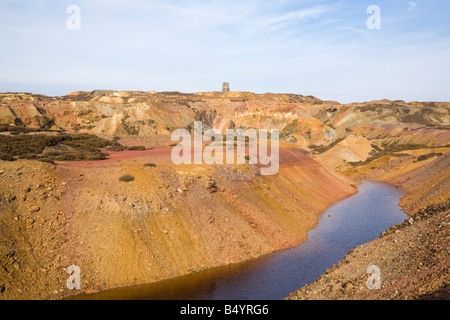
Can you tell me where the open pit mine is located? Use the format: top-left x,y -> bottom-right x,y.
0,90 -> 448,300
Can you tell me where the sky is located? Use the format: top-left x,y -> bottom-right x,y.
0,0 -> 449,103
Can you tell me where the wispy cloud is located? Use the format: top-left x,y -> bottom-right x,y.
0,0 -> 449,103
338,26 -> 367,35
264,5 -> 331,26
407,2 -> 417,12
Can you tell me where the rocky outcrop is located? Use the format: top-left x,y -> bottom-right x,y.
328,100 -> 450,147
1,92 -> 448,150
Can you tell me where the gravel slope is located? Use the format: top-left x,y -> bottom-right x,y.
286,201 -> 449,300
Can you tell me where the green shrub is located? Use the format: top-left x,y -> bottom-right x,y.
48,151 -> 109,161
106,143 -> 126,151
38,158 -> 56,165
380,143 -> 429,152
0,124 -> 41,133
119,174 -> 135,182
0,135 -> 60,155
417,153 -> 443,162
348,143 -> 434,167
144,163 -> 156,167
310,138 -> 345,154
19,154 -> 38,159
127,146 -> 146,151
0,133 -> 122,163
61,133 -> 111,151
0,153 -> 14,161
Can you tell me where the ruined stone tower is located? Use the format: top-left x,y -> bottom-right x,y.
222,82 -> 230,93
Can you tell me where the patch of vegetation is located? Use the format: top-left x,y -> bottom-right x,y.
0,135 -> 62,155
121,117 -> 140,135
119,174 -> 135,182
0,124 -> 41,133
0,132 -> 123,162
38,158 -> 56,165
348,142 -> 439,167
127,146 -> 146,151
280,124 -> 295,139
349,152 -> 395,167
38,151 -> 109,161
143,163 -> 156,167
401,113 -> 430,125
286,136 -> 298,143
60,133 -> 111,151
0,152 -> 14,161
104,135 -> 127,151
310,137 -> 345,154
416,153 -> 443,162
105,143 -> 126,151
380,143 -> 430,153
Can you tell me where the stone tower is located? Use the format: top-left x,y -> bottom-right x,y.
222,82 -> 230,93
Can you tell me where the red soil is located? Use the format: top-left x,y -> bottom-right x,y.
59,146 -> 311,169
59,148 -> 173,168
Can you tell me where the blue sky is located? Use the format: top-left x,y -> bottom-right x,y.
0,0 -> 449,103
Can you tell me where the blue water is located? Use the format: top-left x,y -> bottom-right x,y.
79,180 -> 407,300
